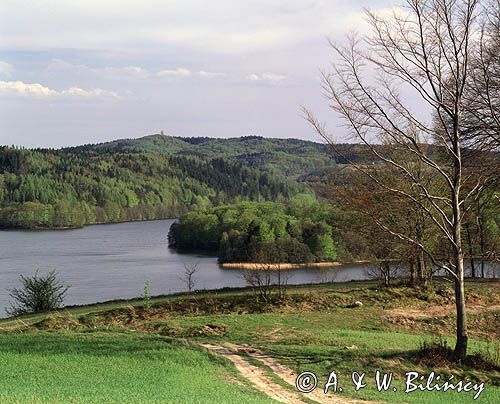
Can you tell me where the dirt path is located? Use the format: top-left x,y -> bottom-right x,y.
201,343 -> 307,404
201,343 -> 375,404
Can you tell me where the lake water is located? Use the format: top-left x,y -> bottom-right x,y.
2,219 -> 496,317
0,219 -> 372,316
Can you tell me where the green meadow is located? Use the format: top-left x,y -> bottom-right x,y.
0,280 -> 498,403
0,332 -> 275,404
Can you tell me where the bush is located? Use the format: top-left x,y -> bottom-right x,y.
7,270 -> 69,316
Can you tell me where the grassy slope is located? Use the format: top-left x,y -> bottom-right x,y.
0,332 -> 275,404
0,280 -> 498,404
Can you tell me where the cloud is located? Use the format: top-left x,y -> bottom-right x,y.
198,70 -> 225,79
60,87 -> 118,98
0,81 -> 57,97
0,61 -> 13,77
156,68 -> 191,78
246,72 -> 286,83
246,73 -> 261,81
98,66 -> 149,79
0,0 -> 382,54
47,59 -> 229,81
48,59 -> 149,79
0,80 -> 118,99
261,73 -> 286,81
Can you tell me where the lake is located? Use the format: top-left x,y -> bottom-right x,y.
0,219 -> 373,316
2,219 -> 496,317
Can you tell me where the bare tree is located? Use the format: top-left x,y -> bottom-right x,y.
304,0 -> 498,360
366,261 -> 402,287
181,263 -> 199,293
315,266 -> 339,284
243,264 -> 274,302
324,161 -> 438,286
463,0 -> 500,151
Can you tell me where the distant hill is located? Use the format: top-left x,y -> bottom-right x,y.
0,142 -> 303,229
0,134 -> 384,229
71,134 -> 374,180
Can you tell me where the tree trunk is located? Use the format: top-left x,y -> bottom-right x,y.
409,259 -> 415,286
417,252 -> 426,286
477,209 -> 486,278
423,258 -> 429,283
465,222 -> 476,278
452,120 -> 467,362
454,258 -> 468,361
277,269 -> 282,299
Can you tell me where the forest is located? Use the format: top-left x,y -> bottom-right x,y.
0,146 -> 302,229
168,196 -> 339,263
0,135 -> 379,230
73,134 -> 379,179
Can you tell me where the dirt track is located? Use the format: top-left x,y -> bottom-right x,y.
201,343 -> 377,404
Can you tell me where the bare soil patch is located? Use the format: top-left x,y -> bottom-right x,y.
202,342 -> 378,404
201,343 -> 307,404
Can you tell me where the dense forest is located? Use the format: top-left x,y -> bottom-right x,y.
0,134 -> 375,229
73,134 -> 378,179
168,196 -> 339,263
0,146 -> 302,229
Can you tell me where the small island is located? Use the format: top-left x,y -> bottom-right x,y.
168,196 -> 339,266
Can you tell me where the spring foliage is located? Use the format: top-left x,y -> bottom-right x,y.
0,146 -> 301,228
169,196 -> 338,263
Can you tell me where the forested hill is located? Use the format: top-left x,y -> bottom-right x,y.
0,146 -> 302,229
0,134 -> 380,229
70,134 -> 375,180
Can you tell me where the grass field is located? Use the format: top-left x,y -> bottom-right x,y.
0,332 -> 275,404
0,279 -> 498,403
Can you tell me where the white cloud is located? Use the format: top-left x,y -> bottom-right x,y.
156,68 -> 191,78
47,59 -> 149,79
47,59 -> 229,81
0,61 -> 13,77
198,70 -> 225,79
261,72 -> 286,82
0,80 -> 118,99
0,0 -> 381,54
246,72 -> 286,83
100,66 -> 148,79
60,86 -> 118,98
47,59 -> 88,73
0,81 -> 57,97
246,73 -> 261,81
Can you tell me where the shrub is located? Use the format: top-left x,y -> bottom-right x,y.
7,270 -> 69,316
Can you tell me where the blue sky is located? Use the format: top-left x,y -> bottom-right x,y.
0,0 -> 393,147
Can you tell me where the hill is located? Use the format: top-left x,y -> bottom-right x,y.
0,134 -> 379,229
0,145 -> 302,229
73,134 -> 375,180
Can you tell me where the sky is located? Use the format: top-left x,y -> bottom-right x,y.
0,0 -> 394,148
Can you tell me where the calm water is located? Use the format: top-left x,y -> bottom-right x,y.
0,219 -> 372,316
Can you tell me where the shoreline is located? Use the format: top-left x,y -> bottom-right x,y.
220,260 -> 372,270
0,217 -> 178,232
1,277 -> 497,322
